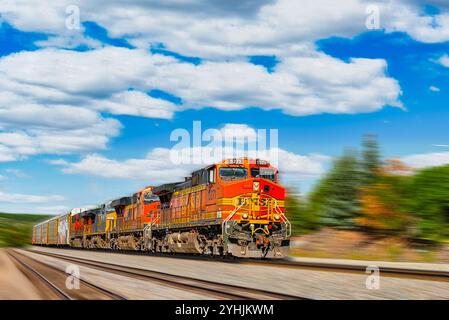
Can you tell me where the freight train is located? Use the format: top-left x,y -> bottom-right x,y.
33,158 -> 291,258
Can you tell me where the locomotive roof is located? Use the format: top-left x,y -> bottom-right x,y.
80,205 -> 101,217
110,195 -> 137,207
153,182 -> 181,194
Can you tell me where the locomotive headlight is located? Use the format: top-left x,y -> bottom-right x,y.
253,181 -> 260,191
242,213 -> 248,219
273,214 -> 280,221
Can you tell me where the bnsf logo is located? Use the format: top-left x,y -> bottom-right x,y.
237,197 -> 272,207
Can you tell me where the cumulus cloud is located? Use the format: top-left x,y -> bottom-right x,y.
220,124 -> 258,142
35,205 -> 70,214
401,151 -> 449,169
4,168 -> 28,178
384,2 -> 449,43
2,0 -> 449,55
0,190 -> 64,203
4,0 -> 440,163
50,124 -> 329,184
51,149 -> 196,183
277,149 -> 329,176
0,41 -> 401,161
0,46 -> 402,118
430,85 -> 440,92
432,144 -> 449,147
438,55 -> 449,67
52,147 -> 329,184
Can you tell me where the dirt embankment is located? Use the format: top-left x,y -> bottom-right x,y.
0,249 -> 42,299
290,228 -> 449,263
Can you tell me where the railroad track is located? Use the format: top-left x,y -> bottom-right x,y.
31,246 -> 449,283
239,258 -> 449,283
24,248 -> 306,300
7,249 -> 127,300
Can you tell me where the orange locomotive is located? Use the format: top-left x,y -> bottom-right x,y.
150,158 -> 291,258
33,158 -> 290,259
68,186 -> 160,250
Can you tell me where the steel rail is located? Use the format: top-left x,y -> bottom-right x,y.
239,258 -> 449,283
12,249 -> 127,300
25,248 -> 308,300
7,249 -> 73,300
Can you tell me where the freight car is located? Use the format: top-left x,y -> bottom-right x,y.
33,213 -> 71,247
32,223 -> 42,245
33,158 -> 291,258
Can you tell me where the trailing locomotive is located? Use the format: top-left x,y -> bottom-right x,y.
33,158 -> 291,258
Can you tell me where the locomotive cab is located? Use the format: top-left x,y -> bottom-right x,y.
214,158 -> 290,258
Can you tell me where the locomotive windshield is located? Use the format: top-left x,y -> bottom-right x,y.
219,167 -> 248,180
144,192 -> 160,204
250,168 -> 276,181
104,202 -> 115,214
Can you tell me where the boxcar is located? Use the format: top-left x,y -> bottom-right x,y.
32,224 -> 42,245
57,214 -> 70,246
47,217 -> 58,245
40,221 -> 48,245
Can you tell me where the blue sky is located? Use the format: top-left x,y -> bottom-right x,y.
0,1 -> 448,214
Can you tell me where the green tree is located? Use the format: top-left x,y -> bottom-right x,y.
308,149 -> 363,229
285,192 -> 318,235
357,170 -> 413,235
409,165 -> 449,242
361,134 -> 381,184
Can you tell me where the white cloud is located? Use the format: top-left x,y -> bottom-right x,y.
430,85 -> 440,92
432,144 -> 449,147
384,3 -> 449,44
6,1 -> 443,163
220,124 -> 258,142
52,149 -> 195,183
52,147 -> 329,184
277,149 -> 329,176
402,151 -> 449,169
51,123 -> 329,184
4,168 -> 28,178
0,119 -> 121,162
0,46 -> 402,118
97,90 -> 179,119
438,54 -> 449,67
35,205 -> 70,214
2,0 -> 449,55
0,80 -> 122,161
0,190 -> 64,204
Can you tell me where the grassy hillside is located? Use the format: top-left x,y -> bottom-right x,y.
0,213 -> 53,247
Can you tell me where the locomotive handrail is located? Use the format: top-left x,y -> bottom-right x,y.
222,200 -> 246,236
274,202 -> 291,238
